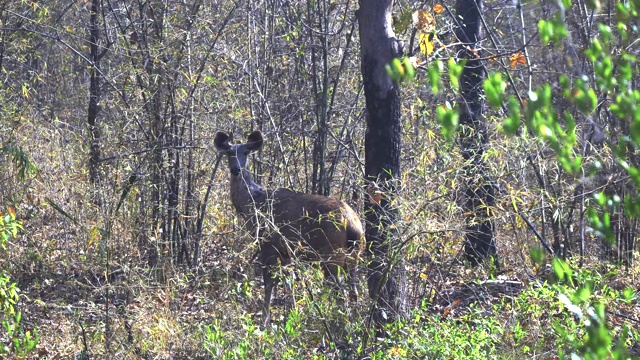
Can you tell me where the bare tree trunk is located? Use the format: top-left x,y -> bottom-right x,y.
87,0 -> 102,185
310,0 -> 331,196
357,0 -> 407,327
455,0 -> 497,266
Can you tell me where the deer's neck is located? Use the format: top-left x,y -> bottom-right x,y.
229,168 -> 267,218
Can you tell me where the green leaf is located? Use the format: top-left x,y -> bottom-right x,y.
552,258 -> 566,282
503,96 -> 521,135
572,287 -> 592,304
402,56 -> 415,81
539,15 -> 568,45
529,247 -> 545,265
427,60 -> 443,94
385,63 -> 398,83
598,24 -> 612,42
437,105 -> 459,141
448,58 -> 465,91
552,258 -> 574,286
484,73 -> 506,109
622,288 -> 636,302
385,57 -> 413,84
585,38 -> 602,62
538,19 -> 552,44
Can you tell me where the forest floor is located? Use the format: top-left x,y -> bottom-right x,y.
10,223 -> 640,359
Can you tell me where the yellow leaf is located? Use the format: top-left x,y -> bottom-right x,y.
88,226 -> 102,249
419,33 -> 436,56
389,347 -> 407,357
22,84 -> 30,99
433,4 -> 445,14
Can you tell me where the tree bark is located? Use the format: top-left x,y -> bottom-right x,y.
455,0 -> 497,265
87,0 -> 102,184
357,0 -> 407,326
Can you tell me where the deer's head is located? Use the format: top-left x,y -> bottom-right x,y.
214,131 -> 264,176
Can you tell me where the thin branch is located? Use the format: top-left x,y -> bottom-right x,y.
1,15 -> 129,105
98,145 -> 202,163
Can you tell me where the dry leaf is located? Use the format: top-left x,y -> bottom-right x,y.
412,10 -> 435,32
510,52 -> 527,69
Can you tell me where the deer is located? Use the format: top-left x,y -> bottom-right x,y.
215,130 -> 364,326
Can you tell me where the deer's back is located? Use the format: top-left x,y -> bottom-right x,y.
262,188 -> 364,264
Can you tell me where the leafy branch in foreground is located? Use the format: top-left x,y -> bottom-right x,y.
0,208 -> 38,356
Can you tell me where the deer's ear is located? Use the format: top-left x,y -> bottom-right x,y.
246,131 -> 264,151
214,131 -> 231,151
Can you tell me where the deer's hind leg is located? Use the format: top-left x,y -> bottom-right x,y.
260,243 -> 281,327
261,263 -> 276,327
321,260 -> 355,303
348,266 -> 358,302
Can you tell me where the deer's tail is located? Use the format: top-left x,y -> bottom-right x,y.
343,205 -> 365,252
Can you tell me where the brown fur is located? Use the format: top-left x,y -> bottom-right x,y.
215,131 -> 364,326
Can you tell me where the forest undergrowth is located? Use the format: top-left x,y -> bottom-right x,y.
2,0 -> 640,358
2,147 -> 639,358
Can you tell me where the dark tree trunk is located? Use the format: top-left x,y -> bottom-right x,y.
455,0 -> 497,265
310,0 -> 331,196
87,0 -> 102,184
357,0 -> 407,326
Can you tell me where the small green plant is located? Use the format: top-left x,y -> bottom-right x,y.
0,273 -> 38,356
0,207 -> 39,356
0,145 -> 38,181
552,258 -> 637,360
0,207 -> 21,249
